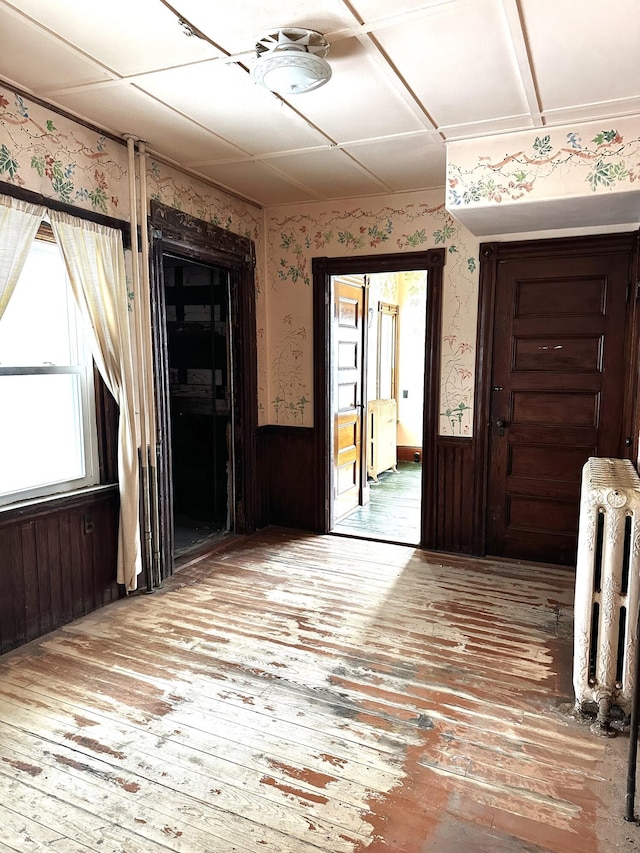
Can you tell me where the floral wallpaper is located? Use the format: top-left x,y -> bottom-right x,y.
266,192 -> 479,435
0,84 -> 268,423
0,88 -> 128,217
447,116 -> 640,209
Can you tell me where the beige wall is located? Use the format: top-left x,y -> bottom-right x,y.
265,194 -> 479,434
9,86 -> 638,443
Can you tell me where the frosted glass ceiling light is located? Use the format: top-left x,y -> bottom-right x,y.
251,28 -> 332,95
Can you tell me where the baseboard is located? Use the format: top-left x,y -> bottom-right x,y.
398,445 -> 422,463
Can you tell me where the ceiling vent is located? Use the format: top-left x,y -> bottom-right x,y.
251,28 -> 332,95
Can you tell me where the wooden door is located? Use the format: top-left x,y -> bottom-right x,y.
333,276 -> 365,523
486,245 -> 633,565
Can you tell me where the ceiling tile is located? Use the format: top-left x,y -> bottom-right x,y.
441,114 -> 536,140
543,98 -> 640,127
3,0 -> 222,77
1,0 -> 637,207
196,160 -> 318,206
52,85 -> 246,164
0,7 -> 112,91
175,0 -> 359,54
342,135 -> 446,191
521,0 -> 640,112
375,0 -> 529,128
280,36 -> 427,143
136,62 -> 332,155
264,149 -> 391,199
351,0 -> 455,22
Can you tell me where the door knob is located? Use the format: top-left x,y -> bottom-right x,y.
496,417 -> 506,437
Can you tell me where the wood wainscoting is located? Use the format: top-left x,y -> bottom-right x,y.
257,426 -> 320,532
257,426 -> 475,554
0,489 -> 120,654
433,437 -> 475,554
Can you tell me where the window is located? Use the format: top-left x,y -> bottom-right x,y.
377,301 -> 399,401
0,229 -> 98,506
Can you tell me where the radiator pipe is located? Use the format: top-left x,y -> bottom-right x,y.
137,141 -> 162,589
125,134 -> 153,592
625,596 -> 640,822
138,448 -> 152,594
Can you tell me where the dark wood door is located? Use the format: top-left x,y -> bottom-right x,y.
486,247 -> 632,565
333,276 -> 365,523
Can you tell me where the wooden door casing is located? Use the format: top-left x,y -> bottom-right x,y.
313,250 -> 445,542
333,277 -> 365,523
477,234 -> 639,566
150,202 -> 258,579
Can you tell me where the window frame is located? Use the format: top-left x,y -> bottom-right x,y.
376,300 -> 399,403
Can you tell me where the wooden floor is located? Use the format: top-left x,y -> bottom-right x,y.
0,529 -> 637,852
332,461 -> 422,544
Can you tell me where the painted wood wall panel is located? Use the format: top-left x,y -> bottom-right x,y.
434,438 -> 474,554
0,491 -> 120,654
257,427 -> 320,533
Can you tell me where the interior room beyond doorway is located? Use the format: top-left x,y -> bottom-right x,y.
162,256 -> 232,558
330,269 -> 427,546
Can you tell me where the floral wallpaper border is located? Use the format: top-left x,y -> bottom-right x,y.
447,120 -> 640,209
0,89 -> 127,216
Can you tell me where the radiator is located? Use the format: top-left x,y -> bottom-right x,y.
574,457 -> 640,730
367,399 -> 397,482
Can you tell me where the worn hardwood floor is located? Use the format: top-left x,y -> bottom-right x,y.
0,528 -> 637,852
332,461 -> 422,544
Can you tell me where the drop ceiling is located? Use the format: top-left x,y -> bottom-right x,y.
1,0 -> 639,208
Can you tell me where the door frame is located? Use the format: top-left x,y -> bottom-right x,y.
149,201 -> 258,579
312,249 -> 445,546
473,232 -> 640,557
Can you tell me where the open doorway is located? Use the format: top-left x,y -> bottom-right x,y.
162,256 -> 232,557
331,270 -> 427,545
150,201 -> 258,580
312,250 -> 445,549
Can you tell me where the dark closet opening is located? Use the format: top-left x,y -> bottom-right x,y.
163,255 -> 232,556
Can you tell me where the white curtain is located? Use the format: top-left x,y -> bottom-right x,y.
0,195 -> 46,321
49,211 -> 142,591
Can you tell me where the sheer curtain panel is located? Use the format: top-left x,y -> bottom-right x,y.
50,211 -> 142,590
0,194 -> 46,320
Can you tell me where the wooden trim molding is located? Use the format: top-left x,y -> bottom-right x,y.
0,180 -> 131,246
150,201 -> 255,268
312,249 -> 445,546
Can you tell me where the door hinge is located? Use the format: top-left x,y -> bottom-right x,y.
636,281 -> 640,301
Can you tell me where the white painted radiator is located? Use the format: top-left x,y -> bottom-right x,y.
574,457 -> 640,728
367,399 -> 397,482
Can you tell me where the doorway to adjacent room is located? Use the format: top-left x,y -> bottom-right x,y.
312,250 -> 445,549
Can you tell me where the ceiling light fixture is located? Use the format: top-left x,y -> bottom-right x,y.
251,28 -> 332,96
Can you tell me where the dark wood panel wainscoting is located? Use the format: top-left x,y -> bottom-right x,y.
432,437 -> 475,554
0,489 -> 120,654
257,426 -> 320,532
257,426 -> 475,555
